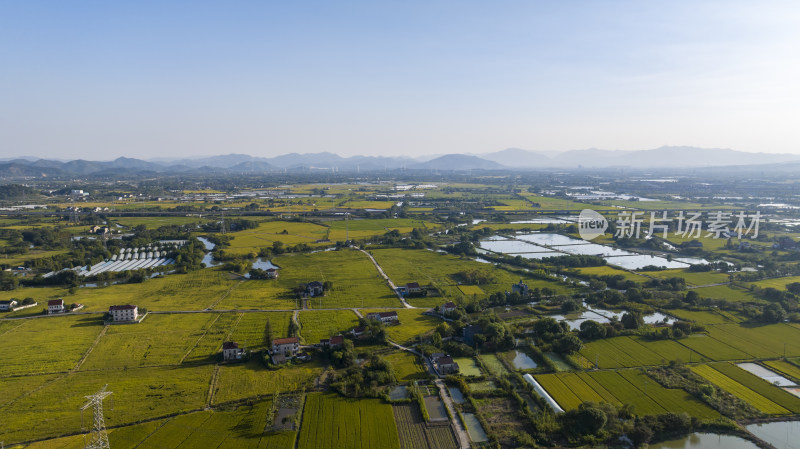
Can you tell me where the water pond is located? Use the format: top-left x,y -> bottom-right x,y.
511,350 -> 538,370
462,413 -> 488,443
746,420 -> 800,449
647,432 -> 758,449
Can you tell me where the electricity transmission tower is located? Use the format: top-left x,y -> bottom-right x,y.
81,385 -> 112,449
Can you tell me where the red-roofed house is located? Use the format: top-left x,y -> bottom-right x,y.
266,268 -> 279,279
109,305 -> 139,322
321,335 -> 345,349
272,337 -> 300,356
48,299 -> 65,315
442,302 -> 457,313
222,341 -> 244,361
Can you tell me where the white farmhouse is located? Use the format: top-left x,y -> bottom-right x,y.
108,305 -> 139,322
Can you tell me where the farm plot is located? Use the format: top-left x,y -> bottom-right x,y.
579,336 -> 684,369
0,365 -> 214,445
691,364 -> 789,414
479,353 -> 510,376
704,323 -> 800,359
586,371 -> 666,415
230,311 -> 292,351
571,265 -> 648,282
677,333 -> 751,362
298,310 -> 359,344
393,403 -> 458,449
82,313 -> 217,370
690,285 -> 763,303
360,308 -> 441,344
385,351 -> 428,381
214,279 -> 299,310
327,218 -> 435,242
453,357 -> 482,376
764,360 -> 800,383
298,393 -> 400,449
667,309 -> 743,324
70,269 -> 241,312
369,248 -> 572,306
213,358 -> 323,405
273,249 -> 402,308
223,221 -> 330,255
457,285 -> 484,296
709,362 -> 800,413
617,369 -> 720,419
534,374 -> 584,410
0,315 -> 103,377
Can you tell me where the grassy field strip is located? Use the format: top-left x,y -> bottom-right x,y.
360,308 -> 441,344
71,324 -> 108,372
676,333 -> 751,362
297,393 -> 400,449
617,370 -> 720,419
208,280 -> 246,310
298,309 -> 360,344
705,326 -> 782,359
206,365 -> 221,409
223,312 -> 244,343
557,373 -> 606,404
575,372 -> 620,404
393,403 -> 458,449
179,313 -> 223,364
212,359 -> 323,405
587,371 -> 667,415
534,374 -> 583,410
134,411 -> 214,448
764,360 -> 800,383
0,315 -> 105,377
691,364 -> 789,414
710,362 -> 800,413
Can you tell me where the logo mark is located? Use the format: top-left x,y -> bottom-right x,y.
578,209 -> 608,241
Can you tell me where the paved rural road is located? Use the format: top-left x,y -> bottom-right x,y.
354,247 -> 415,308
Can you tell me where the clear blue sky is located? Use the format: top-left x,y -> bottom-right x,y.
1,1 -> 799,159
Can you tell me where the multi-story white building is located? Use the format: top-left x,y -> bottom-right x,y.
48,299 -> 65,314
108,305 -> 139,322
222,341 -> 244,361
271,337 -> 300,356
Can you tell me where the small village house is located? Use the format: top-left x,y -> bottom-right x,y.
366,311 -> 399,324
108,305 -> 139,322
222,341 -> 244,361
266,268 -> 279,279
0,299 -> 17,312
442,302 -> 457,314
48,299 -> 65,315
272,337 -> 300,356
320,335 -> 344,349
432,355 -> 459,375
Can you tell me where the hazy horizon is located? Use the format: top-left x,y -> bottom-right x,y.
2,1 -> 800,160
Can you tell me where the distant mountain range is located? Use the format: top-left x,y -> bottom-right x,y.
2,146 -> 800,178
